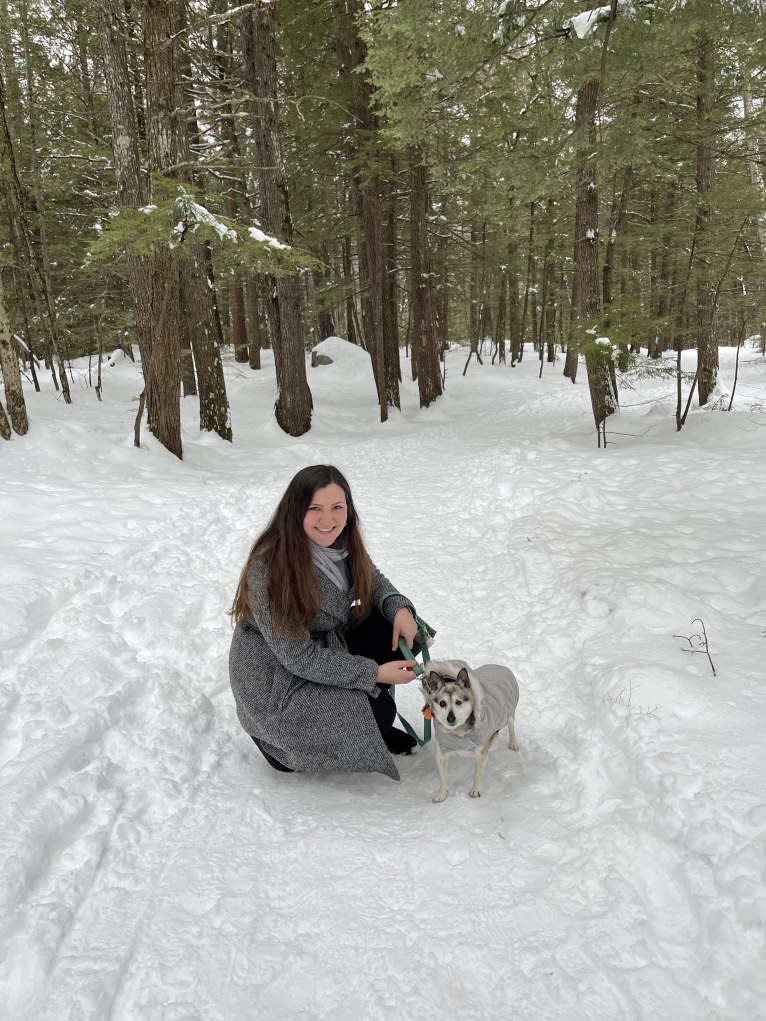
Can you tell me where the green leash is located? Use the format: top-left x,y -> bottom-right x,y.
378,591 -> 434,746
396,633 -> 433,747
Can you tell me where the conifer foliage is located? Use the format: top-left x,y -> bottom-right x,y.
0,0 -> 763,448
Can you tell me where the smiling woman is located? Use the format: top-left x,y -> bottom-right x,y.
302,483 -> 348,547
228,465 -> 432,780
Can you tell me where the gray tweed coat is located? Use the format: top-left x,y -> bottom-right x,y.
229,560 -> 416,780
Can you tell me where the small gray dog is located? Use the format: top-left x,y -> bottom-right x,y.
421,658 -> 519,803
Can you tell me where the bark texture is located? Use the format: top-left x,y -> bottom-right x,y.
96,0 -> 154,370
573,78 -> 617,440
695,28 -> 718,406
142,0 -> 183,458
409,154 -> 443,408
241,3 -> 312,436
0,276 -> 28,435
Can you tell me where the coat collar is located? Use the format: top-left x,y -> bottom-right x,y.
316,569 -> 355,625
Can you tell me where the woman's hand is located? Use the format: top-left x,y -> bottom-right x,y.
377,660 -> 417,685
392,608 -> 418,653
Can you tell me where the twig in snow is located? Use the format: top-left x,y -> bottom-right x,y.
673,618 -> 717,676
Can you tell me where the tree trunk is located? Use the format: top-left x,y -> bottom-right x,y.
604,165 -> 634,369
342,234 -> 358,346
409,152 -> 443,408
174,5 -> 231,438
573,78 -> 617,442
96,0 -> 155,374
602,165 -> 633,309
230,264 -> 250,362
146,247 -> 182,459
241,4 -> 312,436
18,2 -> 71,405
434,197 -> 450,358
313,257 -> 336,341
0,396 -> 10,441
246,278 -> 263,369
142,0 -> 183,458
0,275 -> 28,435
695,27 -> 718,406
336,0 -> 398,420
741,89 -> 766,256
211,12 -> 252,366
0,59 -> 70,404
179,246 -> 232,438
382,170 -> 401,407
494,269 -> 507,365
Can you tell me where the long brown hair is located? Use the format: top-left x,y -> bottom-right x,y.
229,465 -> 374,635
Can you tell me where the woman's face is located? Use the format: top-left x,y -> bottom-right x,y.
302,483 -> 349,547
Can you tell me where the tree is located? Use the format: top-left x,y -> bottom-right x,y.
409,151 -> 443,407
573,76 -> 618,443
141,0 -> 183,458
173,2 -> 231,440
0,273 -> 28,436
0,56 -> 71,403
96,0 -> 154,371
1,0 -> 763,446
693,15 -> 718,406
240,3 -> 312,437
335,0 -> 401,419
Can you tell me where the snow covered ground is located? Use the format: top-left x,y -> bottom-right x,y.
1,337 -> 765,1021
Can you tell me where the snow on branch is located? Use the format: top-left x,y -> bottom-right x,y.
562,0 -> 656,39
172,188 -> 288,252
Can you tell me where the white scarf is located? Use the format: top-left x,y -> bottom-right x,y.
311,543 -> 351,593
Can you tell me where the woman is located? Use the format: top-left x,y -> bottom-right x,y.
228,465 -> 431,780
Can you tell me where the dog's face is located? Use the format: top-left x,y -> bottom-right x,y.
422,668 -> 475,730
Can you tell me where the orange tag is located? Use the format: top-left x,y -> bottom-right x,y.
422,705 -> 432,720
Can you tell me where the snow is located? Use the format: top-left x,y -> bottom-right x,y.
1,337 -> 765,1020
175,197 -> 239,244
565,4 -> 627,40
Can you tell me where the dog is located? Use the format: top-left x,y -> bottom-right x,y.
421,659 -> 519,803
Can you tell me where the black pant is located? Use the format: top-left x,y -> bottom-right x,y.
346,608 -> 405,736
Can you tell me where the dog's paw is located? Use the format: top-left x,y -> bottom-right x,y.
469,789 -> 482,798
432,790 -> 448,803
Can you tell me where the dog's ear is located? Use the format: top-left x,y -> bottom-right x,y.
421,670 -> 443,694
456,668 -> 472,691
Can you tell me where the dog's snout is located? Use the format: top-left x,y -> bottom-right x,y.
447,711 -> 455,725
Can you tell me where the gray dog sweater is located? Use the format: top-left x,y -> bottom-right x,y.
424,658 -> 519,753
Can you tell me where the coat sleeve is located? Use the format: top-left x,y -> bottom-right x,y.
372,564 -> 436,644
373,565 -> 416,622
245,564 -> 380,693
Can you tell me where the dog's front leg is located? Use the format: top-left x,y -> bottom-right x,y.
469,734 -> 498,798
432,744 -> 449,803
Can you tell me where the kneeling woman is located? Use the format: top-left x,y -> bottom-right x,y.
228,465 -> 430,780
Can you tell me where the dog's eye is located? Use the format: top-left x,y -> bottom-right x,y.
455,699 -> 463,706
438,700 -> 447,708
